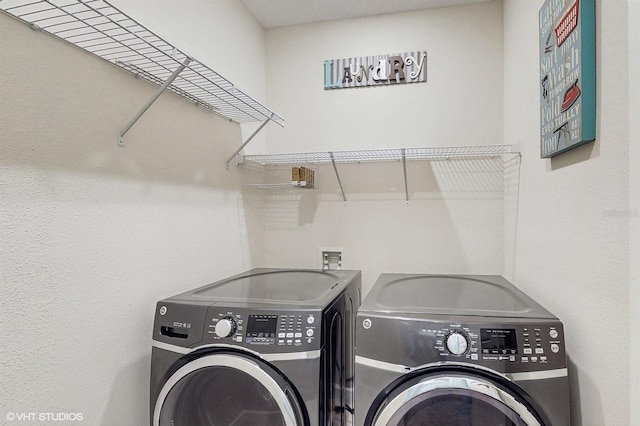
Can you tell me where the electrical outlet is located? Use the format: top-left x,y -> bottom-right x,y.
320,247 -> 344,270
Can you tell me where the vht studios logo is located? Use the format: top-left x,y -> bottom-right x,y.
6,412 -> 84,422
324,51 -> 427,90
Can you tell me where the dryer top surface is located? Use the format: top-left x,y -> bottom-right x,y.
166,268 -> 360,306
360,274 -> 556,319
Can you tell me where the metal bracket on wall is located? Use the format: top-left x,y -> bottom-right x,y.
225,115 -> 274,169
118,57 -> 192,147
401,148 -> 409,205
329,152 -> 348,205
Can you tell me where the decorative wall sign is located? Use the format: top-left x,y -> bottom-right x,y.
324,51 -> 427,90
539,0 -> 596,158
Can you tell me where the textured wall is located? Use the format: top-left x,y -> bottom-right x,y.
260,1 -> 506,293
629,0 -> 639,421
503,1 -> 630,424
0,6 -> 264,425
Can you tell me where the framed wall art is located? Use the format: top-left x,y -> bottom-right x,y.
539,0 -> 596,158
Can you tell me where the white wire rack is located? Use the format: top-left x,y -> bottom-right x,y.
0,0 -> 284,145
243,183 -> 317,191
239,144 -> 521,205
240,145 -> 520,165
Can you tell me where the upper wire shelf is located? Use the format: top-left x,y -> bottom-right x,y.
240,144 -> 521,166
0,0 -> 284,127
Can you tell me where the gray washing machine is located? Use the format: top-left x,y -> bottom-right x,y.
150,268 -> 361,426
355,274 -> 570,426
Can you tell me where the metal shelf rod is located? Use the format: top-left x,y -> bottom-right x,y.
118,56 -> 192,147
226,116 -> 273,169
330,152 -> 347,205
401,148 -> 409,205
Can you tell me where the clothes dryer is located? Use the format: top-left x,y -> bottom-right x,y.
151,268 -> 361,426
355,274 -> 569,426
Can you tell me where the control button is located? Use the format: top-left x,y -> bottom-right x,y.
287,340 -> 293,345
307,316 -> 315,324
236,336 -> 242,342
446,332 -> 469,356
540,356 -> 548,362
278,340 -> 285,345
471,353 -> 479,360
214,317 -> 237,338
278,332 -> 286,338
295,339 -> 301,344
307,338 -> 312,343
549,329 -> 559,339
551,343 -> 560,353
306,329 -> 314,337
522,357 -> 529,362
535,348 -> 544,354
294,332 -> 302,338
531,356 -> 538,362
286,332 -> 294,338
509,355 -> 516,362
523,348 -> 533,355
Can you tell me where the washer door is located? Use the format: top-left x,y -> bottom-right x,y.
368,369 -> 545,426
154,353 -> 304,426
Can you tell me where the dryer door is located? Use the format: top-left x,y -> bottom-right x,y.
368,369 -> 546,426
153,353 -> 305,426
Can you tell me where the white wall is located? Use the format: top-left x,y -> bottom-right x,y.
629,0 -> 639,421
264,1 -> 503,154
260,1 -> 505,293
503,1 -> 630,425
0,2 -> 265,424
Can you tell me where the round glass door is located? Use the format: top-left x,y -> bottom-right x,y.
372,375 -> 542,426
154,354 -> 301,426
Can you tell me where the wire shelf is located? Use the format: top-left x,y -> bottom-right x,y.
243,183 -> 317,191
241,144 -> 520,166
0,0 -> 284,127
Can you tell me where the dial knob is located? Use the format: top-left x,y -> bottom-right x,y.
215,317 -> 237,338
446,332 -> 469,355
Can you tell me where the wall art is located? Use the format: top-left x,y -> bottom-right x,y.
539,0 -> 596,158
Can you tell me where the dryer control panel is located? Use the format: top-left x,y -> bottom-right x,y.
433,322 -> 566,372
204,307 -> 321,352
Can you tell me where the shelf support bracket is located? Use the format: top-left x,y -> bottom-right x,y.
401,148 -> 410,205
329,152 -> 347,205
118,57 -> 193,147
225,115 -> 273,169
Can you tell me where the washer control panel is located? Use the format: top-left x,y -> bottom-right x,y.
433,322 -> 566,371
205,307 -> 320,352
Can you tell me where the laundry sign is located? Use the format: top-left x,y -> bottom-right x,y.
324,51 -> 427,90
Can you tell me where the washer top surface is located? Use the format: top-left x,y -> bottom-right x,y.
167,268 -> 360,306
360,274 -> 555,319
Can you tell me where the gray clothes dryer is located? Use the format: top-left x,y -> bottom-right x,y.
355,274 -> 570,426
150,268 -> 361,426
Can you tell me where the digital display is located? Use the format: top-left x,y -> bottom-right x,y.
246,315 -> 278,338
481,328 -> 518,355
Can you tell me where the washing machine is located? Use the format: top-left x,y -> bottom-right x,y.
150,268 -> 361,426
355,274 -> 570,426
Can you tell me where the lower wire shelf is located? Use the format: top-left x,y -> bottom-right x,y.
243,183 -> 316,190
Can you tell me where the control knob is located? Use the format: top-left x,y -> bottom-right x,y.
215,317 -> 237,338
446,331 -> 469,356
